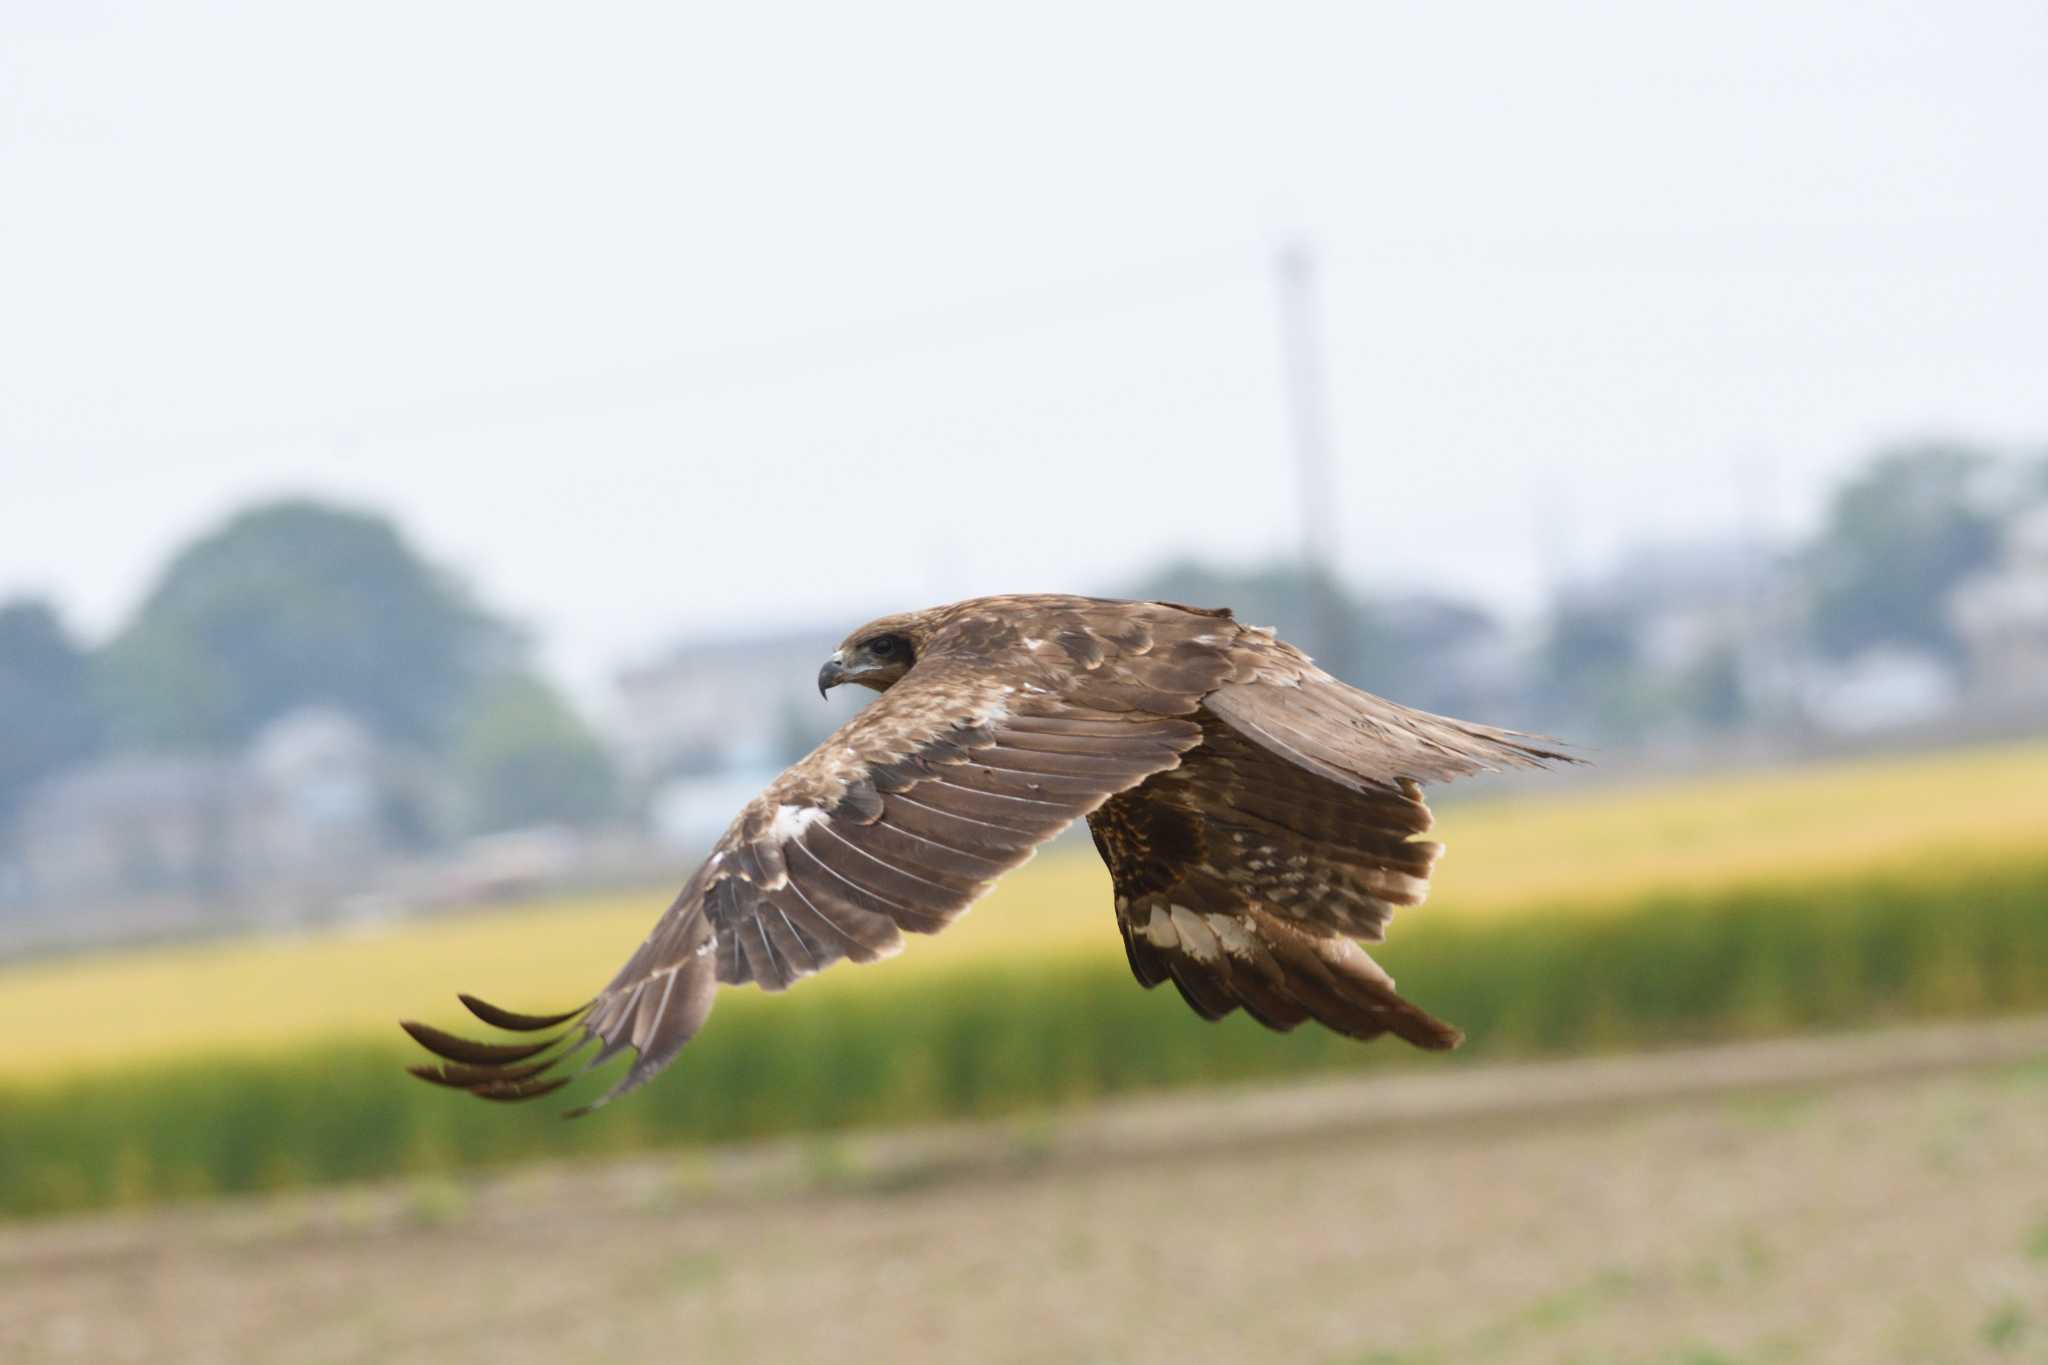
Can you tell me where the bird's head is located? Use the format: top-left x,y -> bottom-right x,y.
818,609 -> 936,697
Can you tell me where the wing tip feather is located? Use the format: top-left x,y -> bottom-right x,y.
457,993 -> 589,1031
399,1001 -> 598,1113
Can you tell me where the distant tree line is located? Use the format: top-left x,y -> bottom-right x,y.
1802,443 -> 2016,666
5,440 -> 2041,837
0,500 -> 616,838
1130,440 -> 2048,745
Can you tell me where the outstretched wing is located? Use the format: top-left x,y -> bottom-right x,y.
1203,631 -> 1571,794
1092,635 -> 1573,1047
402,656 -> 1208,1113
1090,720 -> 1460,1048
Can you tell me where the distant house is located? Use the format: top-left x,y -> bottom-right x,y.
645,763 -> 788,854
1794,644 -> 1960,734
613,626 -> 875,852
244,706 -> 396,891
1546,536 -> 1807,735
1559,538 -> 1782,678
1552,537 -> 1989,737
613,627 -> 853,783
5,706 -> 407,932
10,755 -> 266,906
1950,503 -> 2048,707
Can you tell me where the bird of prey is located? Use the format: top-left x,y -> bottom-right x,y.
403,594 -> 1568,1112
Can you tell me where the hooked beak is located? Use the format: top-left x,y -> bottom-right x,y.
817,653 -> 847,699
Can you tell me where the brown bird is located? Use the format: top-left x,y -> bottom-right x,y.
402,595 -> 1570,1113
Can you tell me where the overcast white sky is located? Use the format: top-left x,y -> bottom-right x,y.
5,2 -> 2046,706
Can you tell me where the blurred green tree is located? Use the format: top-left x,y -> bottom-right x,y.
0,599 -> 103,823
1806,444 -> 2002,663
1535,600 -> 1663,742
99,500 -> 507,751
453,672 -> 617,833
1675,643 -> 1747,732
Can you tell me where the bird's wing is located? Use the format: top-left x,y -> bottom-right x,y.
402,653 -> 1209,1112
1091,716 -> 1460,1047
1089,629 -> 1575,1049
1207,628 -> 1571,794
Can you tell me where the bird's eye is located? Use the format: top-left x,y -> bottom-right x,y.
868,635 -> 900,657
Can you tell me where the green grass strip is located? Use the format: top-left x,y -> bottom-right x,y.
4,854 -> 2045,1220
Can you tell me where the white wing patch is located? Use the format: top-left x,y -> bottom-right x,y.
1168,905 -> 1221,962
1135,902 -> 1245,965
768,803 -> 830,843
1208,913 -> 1259,961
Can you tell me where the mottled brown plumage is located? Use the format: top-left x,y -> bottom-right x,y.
403,594 -> 1571,1112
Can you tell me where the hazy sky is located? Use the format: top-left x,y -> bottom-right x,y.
6,2 -> 2046,706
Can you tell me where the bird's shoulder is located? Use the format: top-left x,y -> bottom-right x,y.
923,593 -> 1286,689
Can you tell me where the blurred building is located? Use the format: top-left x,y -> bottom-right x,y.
10,755 -> 266,906
1950,502 -> 2048,707
613,627 -> 848,852
1562,538 -> 1781,678
1542,536 -> 1802,743
613,627 -> 838,781
2,706 -> 415,944
245,707 -> 393,883
1794,645 -> 1960,735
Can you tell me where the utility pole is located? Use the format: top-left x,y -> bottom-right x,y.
1273,238 -> 1351,676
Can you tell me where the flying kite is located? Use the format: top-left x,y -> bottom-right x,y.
403,595 -> 1568,1112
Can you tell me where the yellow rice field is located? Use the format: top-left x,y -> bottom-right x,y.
6,740 -> 2045,1084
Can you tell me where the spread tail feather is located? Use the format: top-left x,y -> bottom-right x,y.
1121,900 -> 1462,1050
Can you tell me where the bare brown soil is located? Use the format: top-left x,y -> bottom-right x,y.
6,1018 -> 2047,1365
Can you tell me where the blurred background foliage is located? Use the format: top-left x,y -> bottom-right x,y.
452,672 -> 619,835
2,439 -> 2047,1226
97,501 -> 507,752
0,600 -> 101,830
1804,445 -> 2006,664
2,500 -> 617,859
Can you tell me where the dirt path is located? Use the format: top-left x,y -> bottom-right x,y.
7,1019 -> 2048,1365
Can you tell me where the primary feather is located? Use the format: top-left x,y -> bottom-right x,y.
402,594 -> 1572,1112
